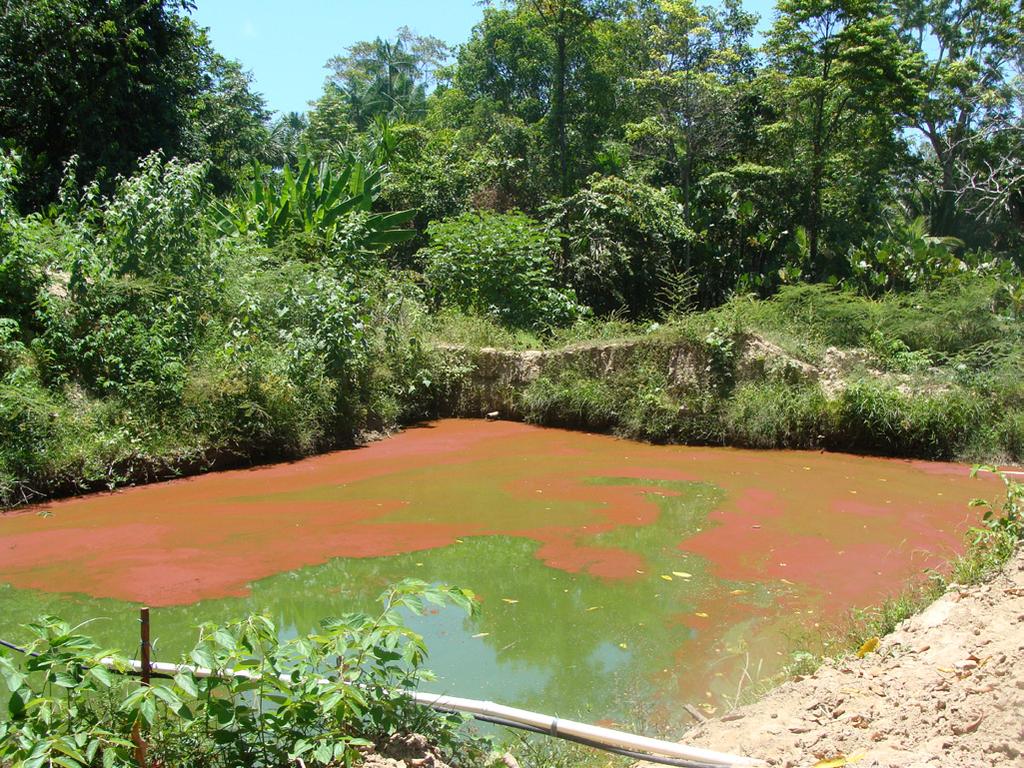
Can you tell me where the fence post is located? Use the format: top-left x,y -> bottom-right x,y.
132,607 -> 151,768
140,608 -> 151,685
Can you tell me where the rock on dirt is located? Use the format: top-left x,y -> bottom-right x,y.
359,733 -> 454,768
642,550 -> 1024,768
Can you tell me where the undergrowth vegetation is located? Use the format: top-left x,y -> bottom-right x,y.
0,150 -> 460,508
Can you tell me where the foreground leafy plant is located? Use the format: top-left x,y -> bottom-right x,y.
0,581 -> 482,768
0,618 -> 133,768
965,468 -> 1024,571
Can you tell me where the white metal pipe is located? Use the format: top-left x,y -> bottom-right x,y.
101,657 -> 763,767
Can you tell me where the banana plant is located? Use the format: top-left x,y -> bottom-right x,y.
210,151 -> 416,252
847,213 -> 967,294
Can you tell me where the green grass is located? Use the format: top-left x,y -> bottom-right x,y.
723,381 -> 831,449
517,341 -> 1022,463
425,310 -> 545,350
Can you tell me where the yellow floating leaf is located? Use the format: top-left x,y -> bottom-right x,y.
618,643 -> 628,650
729,589 -> 748,596
660,574 -> 674,581
586,606 -> 600,612
694,612 -> 709,618
635,569 -> 646,574
672,571 -> 693,578
472,633 -> 490,639
856,636 -> 880,658
502,598 -> 519,604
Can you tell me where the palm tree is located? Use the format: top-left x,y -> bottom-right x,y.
268,112 -> 308,169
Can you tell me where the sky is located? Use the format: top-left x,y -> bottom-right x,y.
190,0 -> 776,118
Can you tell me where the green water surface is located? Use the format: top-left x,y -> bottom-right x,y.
0,479 -> 796,726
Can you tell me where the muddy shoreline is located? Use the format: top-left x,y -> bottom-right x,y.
649,548 -> 1024,768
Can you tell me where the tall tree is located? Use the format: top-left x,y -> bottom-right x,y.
527,0 -> 610,197
268,112 -> 309,170
954,70 -> 1024,243
188,49 -> 271,194
763,0 -> 920,268
0,0 -> 205,207
629,0 -> 758,233
324,28 -> 450,129
438,3 -> 618,209
895,0 -> 1023,236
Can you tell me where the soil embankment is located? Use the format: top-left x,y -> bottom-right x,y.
647,549 -> 1024,768
438,334 -> 815,420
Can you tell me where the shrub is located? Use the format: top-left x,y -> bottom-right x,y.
211,151 -> 417,253
0,152 -> 46,334
38,155 -> 219,404
0,317 -> 24,377
556,174 -> 694,318
0,378 -> 119,506
95,153 -> 212,278
422,210 -> 581,330
846,214 -> 967,295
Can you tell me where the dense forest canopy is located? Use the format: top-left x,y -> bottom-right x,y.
2,0 -> 1021,279
0,0 -> 1022,506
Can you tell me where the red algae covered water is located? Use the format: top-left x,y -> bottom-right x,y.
0,420 -> 994,723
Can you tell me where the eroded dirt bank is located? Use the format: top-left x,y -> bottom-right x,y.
437,334 -> 815,420
647,549 -> 1024,768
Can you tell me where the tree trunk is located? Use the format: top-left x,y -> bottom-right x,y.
553,31 -> 569,197
552,26 -> 571,279
809,151 -> 822,269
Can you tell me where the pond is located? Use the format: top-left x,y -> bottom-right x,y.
0,419 -> 990,728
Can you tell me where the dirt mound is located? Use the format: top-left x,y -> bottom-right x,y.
646,551 -> 1024,768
